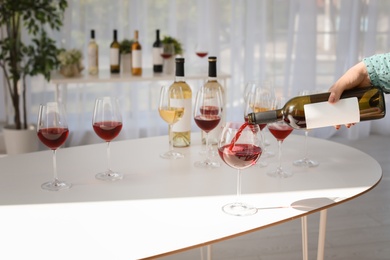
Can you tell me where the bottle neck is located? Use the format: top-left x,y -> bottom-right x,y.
247,109 -> 283,124
156,30 -> 160,41
208,61 -> 217,79
175,60 -> 185,78
113,30 -> 117,41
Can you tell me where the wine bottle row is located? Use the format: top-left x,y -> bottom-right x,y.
87,29 -> 176,76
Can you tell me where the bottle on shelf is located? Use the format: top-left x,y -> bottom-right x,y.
153,29 -> 163,73
131,30 -> 142,76
88,29 -> 99,75
169,58 -> 192,147
110,29 -> 120,73
201,56 -> 225,144
246,86 -> 386,129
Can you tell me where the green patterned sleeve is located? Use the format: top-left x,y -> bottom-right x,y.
363,53 -> 390,93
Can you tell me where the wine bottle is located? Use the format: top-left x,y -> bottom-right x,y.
153,29 -> 163,73
169,58 -> 192,147
110,29 -> 120,73
246,86 -> 386,129
201,56 -> 225,144
88,30 -> 99,75
131,30 -> 142,75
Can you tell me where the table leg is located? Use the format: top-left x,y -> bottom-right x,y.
301,216 -> 308,260
317,209 -> 327,260
200,245 -> 212,260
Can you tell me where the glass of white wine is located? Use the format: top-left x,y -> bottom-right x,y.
158,85 -> 185,159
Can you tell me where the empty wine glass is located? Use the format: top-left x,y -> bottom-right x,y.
158,85 -> 185,159
218,122 -> 263,216
193,86 -> 223,168
267,97 -> 294,178
293,90 -> 319,168
93,97 -> 123,181
37,102 -> 71,191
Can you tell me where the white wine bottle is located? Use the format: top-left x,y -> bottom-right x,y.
153,29 -> 163,73
110,29 -> 120,73
247,86 -> 385,129
169,58 -> 192,147
88,29 -> 99,75
201,56 -> 225,144
131,30 -> 142,76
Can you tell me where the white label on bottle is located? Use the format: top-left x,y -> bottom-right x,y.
153,47 -> 163,65
88,46 -> 97,67
304,97 -> 360,129
171,98 -> 191,132
132,50 -> 142,68
110,48 -> 119,65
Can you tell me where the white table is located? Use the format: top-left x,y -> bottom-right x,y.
0,133 -> 382,260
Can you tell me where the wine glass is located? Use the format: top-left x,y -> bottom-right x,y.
195,41 -> 208,59
267,97 -> 294,178
218,122 -> 263,216
293,90 -> 319,168
37,102 -> 71,191
158,85 -> 185,159
92,97 -> 123,181
161,43 -> 175,74
193,86 -> 223,168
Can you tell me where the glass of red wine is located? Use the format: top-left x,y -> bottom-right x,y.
193,86 -> 223,168
92,97 -> 123,181
37,102 -> 71,191
267,97 -> 294,178
158,85 -> 185,159
218,122 -> 263,216
161,43 -> 175,74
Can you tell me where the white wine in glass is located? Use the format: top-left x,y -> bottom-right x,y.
159,85 -> 185,159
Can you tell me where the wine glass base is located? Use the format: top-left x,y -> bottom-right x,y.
160,150 -> 184,160
222,202 -> 258,216
267,168 -> 294,178
194,160 -> 220,169
95,171 -> 123,181
293,158 -> 319,168
41,180 -> 71,191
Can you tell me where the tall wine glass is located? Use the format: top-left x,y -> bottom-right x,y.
194,86 -> 223,168
37,102 -> 71,191
93,97 -> 123,181
218,122 -> 263,216
293,90 -> 319,168
161,43 -> 175,74
158,85 -> 185,159
267,97 -> 294,178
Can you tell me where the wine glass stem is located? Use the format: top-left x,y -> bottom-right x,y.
304,130 -> 309,159
52,149 -> 58,182
277,140 -> 283,169
205,132 -> 210,161
106,141 -> 111,172
236,169 -> 242,200
168,124 -> 173,152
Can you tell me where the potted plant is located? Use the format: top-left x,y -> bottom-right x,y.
120,39 -> 133,73
161,36 -> 183,74
58,48 -> 84,77
0,0 -> 68,154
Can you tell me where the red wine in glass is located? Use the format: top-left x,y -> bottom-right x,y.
218,143 -> 262,169
38,127 -> 69,150
196,52 -> 208,58
268,124 -> 293,141
200,105 -> 219,115
194,115 -> 221,133
93,121 -> 122,141
161,53 -> 172,59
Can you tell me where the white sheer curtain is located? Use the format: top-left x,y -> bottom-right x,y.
2,0 -> 390,148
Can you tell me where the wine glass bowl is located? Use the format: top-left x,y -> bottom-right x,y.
218,122 -> 263,216
93,97 -> 123,181
193,86 -> 222,168
37,102 -> 71,191
158,85 -> 185,159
